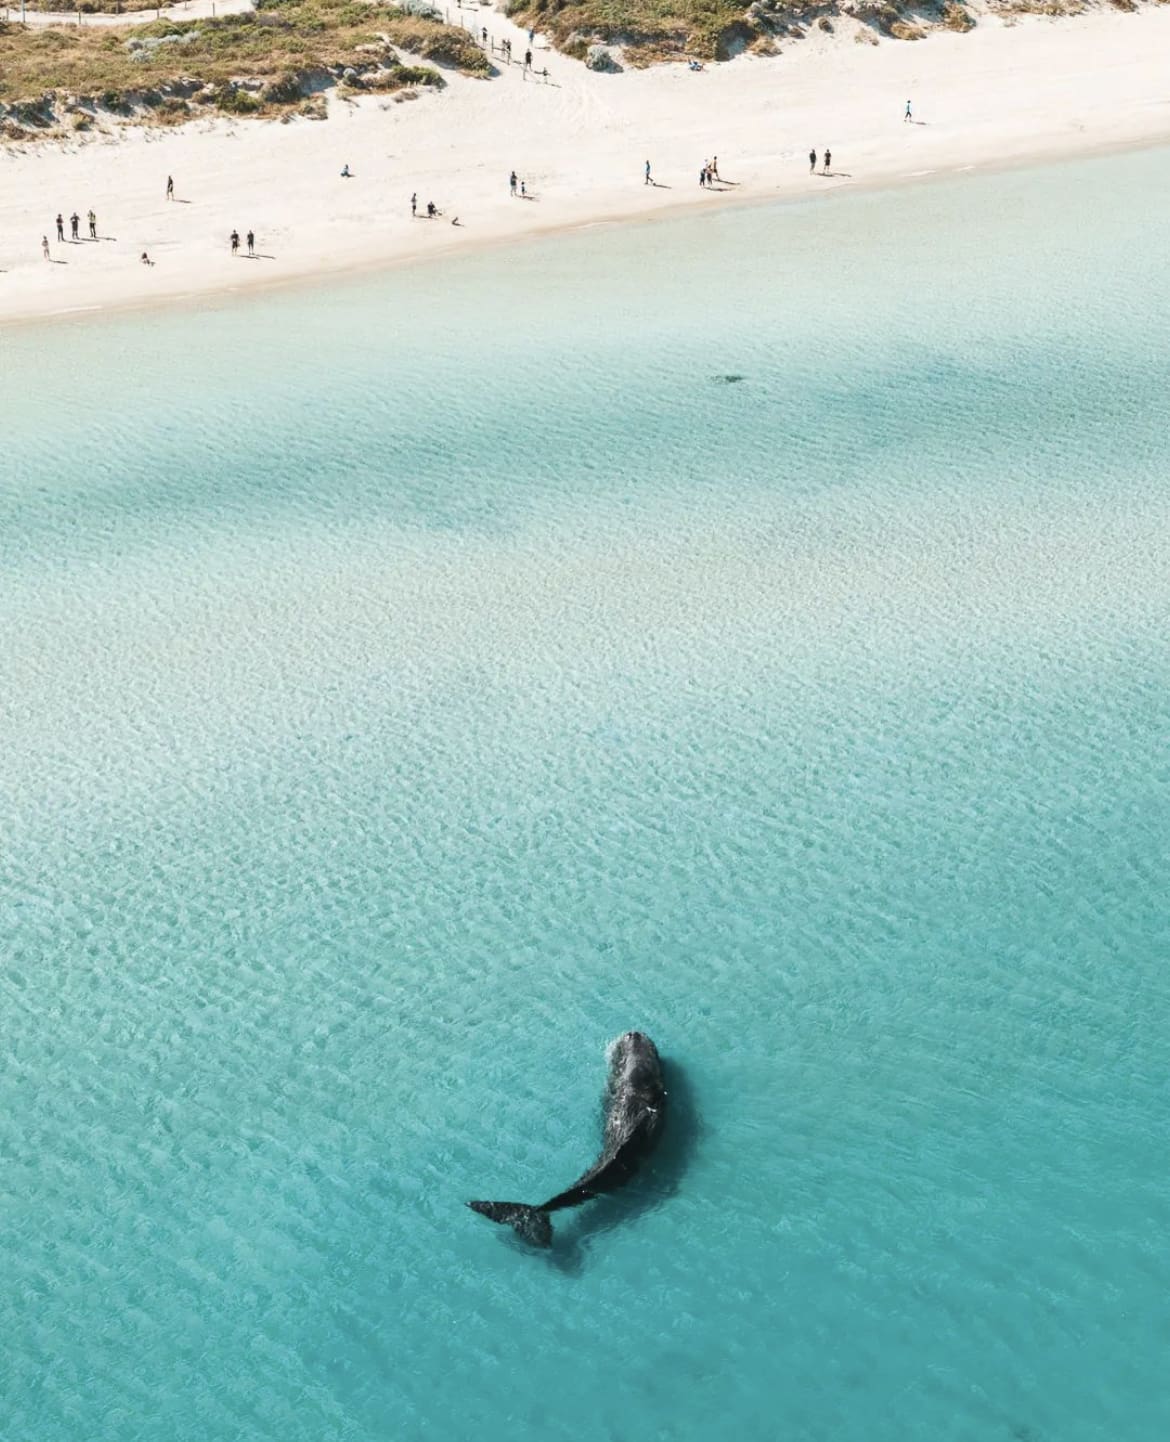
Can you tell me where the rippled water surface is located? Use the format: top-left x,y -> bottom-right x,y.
3,149 -> 1170,1442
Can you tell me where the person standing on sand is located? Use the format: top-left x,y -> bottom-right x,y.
247,229 -> 255,256
56,214 -> 64,243
411,192 -> 417,216
166,175 -> 174,200
230,229 -> 240,255
904,99 -> 912,122
88,209 -> 97,239
524,49 -> 532,70
809,147 -> 816,173
644,160 -> 652,185
510,170 -> 518,196
823,148 -> 831,174
42,235 -> 50,261
711,156 -> 719,181
70,212 -> 79,241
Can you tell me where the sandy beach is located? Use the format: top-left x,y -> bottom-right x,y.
3,2 -> 1170,326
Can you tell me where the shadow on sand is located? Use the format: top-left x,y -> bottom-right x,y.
487,1057 -> 702,1277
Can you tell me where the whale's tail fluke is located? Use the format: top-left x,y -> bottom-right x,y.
467,1200 -> 553,1248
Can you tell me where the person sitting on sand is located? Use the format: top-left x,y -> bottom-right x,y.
341,164 -> 352,178
688,59 -> 703,72
141,252 -> 154,266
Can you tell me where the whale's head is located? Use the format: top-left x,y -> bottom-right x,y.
608,1031 -> 663,1089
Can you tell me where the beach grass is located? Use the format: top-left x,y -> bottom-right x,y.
505,0 -> 751,61
502,0 -> 983,61
21,0 -> 162,11
0,0 -> 490,127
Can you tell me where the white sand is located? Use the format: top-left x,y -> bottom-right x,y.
3,3 -> 1170,326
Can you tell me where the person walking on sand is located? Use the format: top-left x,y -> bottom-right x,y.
809,147 -> 816,174
230,229 -> 240,255
411,192 -> 417,216
166,175 -> 174,200
56,213 -> 64,243
644,160 -> 652,186
88,209 -> 97,239
42,235 -> 50,261
70,211 -> 79,241
823,148 -> 831,174
247,229 -> 255,256
904,99 -> 912,123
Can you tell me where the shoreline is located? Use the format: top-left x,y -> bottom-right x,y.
4,4 -> 1170,330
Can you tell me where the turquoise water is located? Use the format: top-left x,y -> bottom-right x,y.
3,149 -> 1169,1441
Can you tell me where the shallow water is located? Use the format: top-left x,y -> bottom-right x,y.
3,149 -> 1169,1442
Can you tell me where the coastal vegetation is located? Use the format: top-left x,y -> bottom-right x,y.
0,0 -> 490,135
501,0 -> 1149,62
500,0 -> 986,61
0,0 -> 1148,137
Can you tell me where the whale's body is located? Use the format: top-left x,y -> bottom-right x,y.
468,1031 -> 666,1247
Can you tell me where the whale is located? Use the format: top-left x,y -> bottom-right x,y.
468,1031 -> 667,1247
